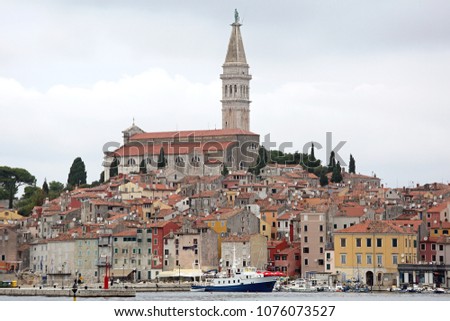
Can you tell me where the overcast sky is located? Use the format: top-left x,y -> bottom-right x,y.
1,0 -> 449,190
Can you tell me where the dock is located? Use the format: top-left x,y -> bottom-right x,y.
0,287 -> 136,298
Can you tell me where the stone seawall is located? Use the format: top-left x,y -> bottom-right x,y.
132,283 -> 191,292
0,287 -> 135,297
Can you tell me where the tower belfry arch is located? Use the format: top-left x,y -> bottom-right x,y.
221,9 -> 252,131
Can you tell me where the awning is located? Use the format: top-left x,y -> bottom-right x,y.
110,268 -> 134,277
158,269 -> 203,278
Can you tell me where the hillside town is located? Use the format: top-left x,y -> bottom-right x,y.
1,11 -> 450,292
1,167 -> 450,290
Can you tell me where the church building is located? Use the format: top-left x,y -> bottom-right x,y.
103,12 -> 259,181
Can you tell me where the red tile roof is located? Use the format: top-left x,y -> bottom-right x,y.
131,129 -> 258,140
335,220 -> 417,234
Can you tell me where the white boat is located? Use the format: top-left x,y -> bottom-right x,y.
281,278 -> 319,292
191,246 -> 278,292
191,267 -> 278,292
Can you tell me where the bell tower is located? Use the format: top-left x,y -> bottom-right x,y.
221,9 -> 252,131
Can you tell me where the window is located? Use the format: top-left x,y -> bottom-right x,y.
356,254 -> 362,265
319,247 -> 323,254
326,264 -> 331,270
340,238 -> 347,248
304,236 -> 308,243
432,244 -> 436,251
377,254 -> 383,265
303,247 -> 309,254
304,259 -> 309,266
420,243 -> 425,250
333,224 -> 337,229
376,238 -> 382,247
366,238 -> 372,247
319,225 -> 323,232
392,238 -> 398,248
392,254 -> 398,265
340,254 -> 347,265
356,238 -> 362,247
439,245 -> 444,251
319,236 -> 324,243
304,225 -> 308,232
366,254 -> 372,265
326,253 -> 331,259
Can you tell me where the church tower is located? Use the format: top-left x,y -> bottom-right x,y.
221,10 -> 252,131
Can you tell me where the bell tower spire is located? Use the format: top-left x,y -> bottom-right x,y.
221,9 -> 252,131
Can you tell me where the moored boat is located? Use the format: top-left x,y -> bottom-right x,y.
191,267 -> 277,292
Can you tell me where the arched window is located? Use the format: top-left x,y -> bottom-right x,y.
127,158 -> 136,166
239,161 -> 245,170
234,84 -> 237,96
146,158 -> 152,165
175,156 -> 185,168
191,155 -> 201,167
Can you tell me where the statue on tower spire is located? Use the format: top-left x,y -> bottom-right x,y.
234,9 -> 239,24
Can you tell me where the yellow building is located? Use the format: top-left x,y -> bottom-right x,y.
0,210 -> 23,223
333,220 -> 419,287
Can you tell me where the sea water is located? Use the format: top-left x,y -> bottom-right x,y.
0,291 -> 449,301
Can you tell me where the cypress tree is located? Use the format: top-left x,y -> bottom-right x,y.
328,151 -> 336,173
109,158 -> 119,178
319,172 -> 329,187
67,157 -> 87,188
157,147 -> 166,168
221,164 -> 229,176
331,161 -> 343,183
42,179 -> 49,195
139,159 -> 147,174
349,154 -> 356,174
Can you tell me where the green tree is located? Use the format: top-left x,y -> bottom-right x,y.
331,161 -> 343,183
0,166 -> 36,208
139,159 -> 147,174
16,186 -> 45,216
249,146 -> 268,176
109,158 -> 119,178
67,157 -> 87,188
99,171 -> 105,183
157,147 -> 166,169
221,164 -> 229,176
349,154 -> 356,174
48,181 -> 64,200
328,151 -> 336,173
305,143 -> 321,173
42,179 -> 49,195
319,171 -> 329,187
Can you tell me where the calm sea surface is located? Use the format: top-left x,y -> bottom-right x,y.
1,291 -> 450,301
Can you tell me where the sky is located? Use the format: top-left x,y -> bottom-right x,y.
1,0 -> 450,190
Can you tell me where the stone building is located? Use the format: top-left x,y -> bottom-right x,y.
103,12 -> 258,181
221,234 -> 268,271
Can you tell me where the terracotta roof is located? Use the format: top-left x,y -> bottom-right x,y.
113,229 -> 137,237
427,202 -> 449,213
335,220 -> 416,234
339,204 -> 366,217
131,129 -> 258,141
